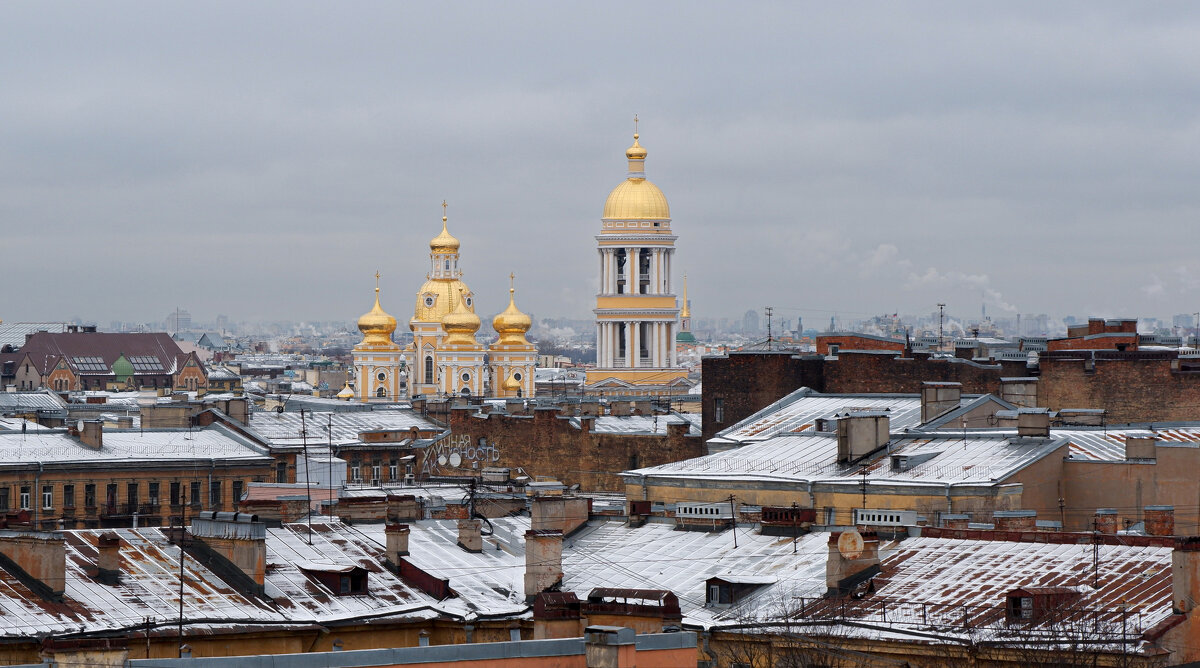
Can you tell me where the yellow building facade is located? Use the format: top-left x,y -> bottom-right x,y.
586,129 -> 690,396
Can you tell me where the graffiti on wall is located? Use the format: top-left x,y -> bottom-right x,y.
422,433 -> 500,475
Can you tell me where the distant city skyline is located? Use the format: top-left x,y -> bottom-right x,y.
5,4 -> 1200,326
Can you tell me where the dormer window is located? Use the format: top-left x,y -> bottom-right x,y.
299,563 -> 369,596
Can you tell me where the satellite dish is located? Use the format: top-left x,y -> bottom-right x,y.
837,529 -> 864,560
449,452 -> 462,467
437,455 -> 448,466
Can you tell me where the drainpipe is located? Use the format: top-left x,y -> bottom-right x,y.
208,459 -> 216,511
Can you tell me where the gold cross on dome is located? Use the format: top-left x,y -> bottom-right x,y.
442,200 -> 448,220
633,114 -> 639,138
375,271 -> 380,292
509,272 -> 515,288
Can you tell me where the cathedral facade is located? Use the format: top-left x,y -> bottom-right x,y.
351,209 -> 536,401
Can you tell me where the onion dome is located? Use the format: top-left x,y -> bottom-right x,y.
430,212 -> 460,254
603,131 -> 670,220
492,280 -> 532,346
442,289 -> 481,345
357,284 -> 397,346
337,382 -> 355,400
502,374 -> 522,394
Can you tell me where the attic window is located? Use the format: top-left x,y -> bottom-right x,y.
299,563 -> 369,596
707,583 -> 732,607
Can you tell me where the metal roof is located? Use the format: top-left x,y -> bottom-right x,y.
709,388 -> 924,447
0,424 -> 271,467
247,409 -> 442,449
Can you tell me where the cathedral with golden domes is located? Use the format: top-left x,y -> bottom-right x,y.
352,204 -> 536,401
584,126 -> 692,395
351,123 -> 689,400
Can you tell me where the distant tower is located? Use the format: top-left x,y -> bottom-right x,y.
488,274 -> 536,398
353,274 -> 404,401
676,274 -> 696,344
586,121 -> 688,394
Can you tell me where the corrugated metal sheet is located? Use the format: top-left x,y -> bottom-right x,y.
711,391 -> 923,446
248,409 -> 440,448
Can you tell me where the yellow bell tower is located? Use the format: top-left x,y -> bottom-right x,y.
585,120 -> 691,396
353,273 -> 404,401
488,274 -> 536,398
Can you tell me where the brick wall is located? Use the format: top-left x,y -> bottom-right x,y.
701,352 -> 824,441
1038,354 -> 1200,423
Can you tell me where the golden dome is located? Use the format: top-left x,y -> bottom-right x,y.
357,284 -> 397,346
626,133 -> 647,160
430,214 -> 460,254
442,290 -> 481,345
603,132 -> 670,220
337,382 -> 355,400
492,279 -> 532,346
502,374 -> 521,392
412,277 -> 473,325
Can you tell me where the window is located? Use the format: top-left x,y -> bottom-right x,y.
42,485 -> 53,510
388,461 -> 398,480
377,372 -> 386,381
63,485 -> 75,508
127,483 -> 139,508
209,481 -> 222,509
232,480 -> 243,504
85,484 -> 96,508
19,486 -> 31,510
276,462 -> 287,484
190,482 -> 201,508
461,372 -> 470,382
371,464 -> 381,485
351,460 -> 362,482
376,387 -> 386,398
0,487 -> 8,510
424,356 -> 434,382
340,575 -> 351,594
148,482 -> 160,506
106,484 -> 117,510
170,482 -> 181,506
513,372 -> 522,381
714,398 -> 724,423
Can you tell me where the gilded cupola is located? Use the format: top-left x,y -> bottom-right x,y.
602,121 -> 670,221
441,289 -> 482,346
430,212 -> 460,254
492,276 -> 533,346
358,280 -> 397,346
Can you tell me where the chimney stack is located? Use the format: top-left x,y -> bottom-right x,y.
1173,538 -> 1200,613
1016,408 -> 1050,438
921,382 -> 961,422
1093,508 -> 1118,535
457,519 -> 482,553
79,420 -> 103,450
0,530 -> 66,599
385,523 -> 410,563
1145,506 -> 1175,536
189,512 -> 266,591
524,529 -> 564,601
1125,436 -> 1157,460
999,377 -> 1038,409
826,529 -> 880,596
992,510 -> 1036,531
836,412 -> 889,463
95,532 -> 121,584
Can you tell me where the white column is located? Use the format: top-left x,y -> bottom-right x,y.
598,248 -> 604,294
651,322 -> 661,367
632,321 -> 641,368
595,322 -> 602,368
669,323 -> 677,366
606,322 -> 614,367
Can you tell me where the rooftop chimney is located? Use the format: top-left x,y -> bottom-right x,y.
836,412 -> 889,463
385,523 -> 410,564
999,377 -> 1038,409
0,530 -> 66,599
584,626 -> 636,667
525,529 -> 564,601
457,518 -> 482,553
1145,506 -> 1175,537
826,529 -> 880,596
1173,538 -> 1200,613
1016,408 -> 1050,438
95,532 -> 121,585
189,512 -> 266,592
1125,436 -> 1157,461
921,382 -> 961,422
992,510 -> 1036,531
1093,508 -> 1118,535
79,420 -> 103,450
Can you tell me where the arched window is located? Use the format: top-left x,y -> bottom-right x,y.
424,356 -> 434,382
376,387 -> 387,398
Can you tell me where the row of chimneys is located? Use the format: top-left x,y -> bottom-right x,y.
941,506 -> 1176,536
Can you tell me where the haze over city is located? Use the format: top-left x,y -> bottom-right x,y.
4,3 -> 1200,328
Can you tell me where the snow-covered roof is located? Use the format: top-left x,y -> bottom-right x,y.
570,413 -> 701,436
0,423 -> 270,467
246,409 -> 442,449
709,388 -> 925,447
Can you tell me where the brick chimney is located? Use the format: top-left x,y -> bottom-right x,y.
1093,508 -> 1118,535
1145,506 -> 1175,537
0,530 -> 66,599
531,495 -> 590,535
457,518 -> 482,553
836,412 -> 889,463
993,510 -> 1036,531
385,523 -> 410,563
189,512 -> 267,592
999,377 -> 1038,409
525,529 -> 564,601
79,420 -> 103,450
1016,408 -> 1050,438
1125,436 -> 1157,460
1173,538 -> 1200,613
921,382 -> 961,422
584,626 -> 636,668
826,529 -> 880,596
94,532 -> 121,585
941,514 -> 970,529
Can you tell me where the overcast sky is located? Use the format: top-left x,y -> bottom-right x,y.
4,2 -> 1200,328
